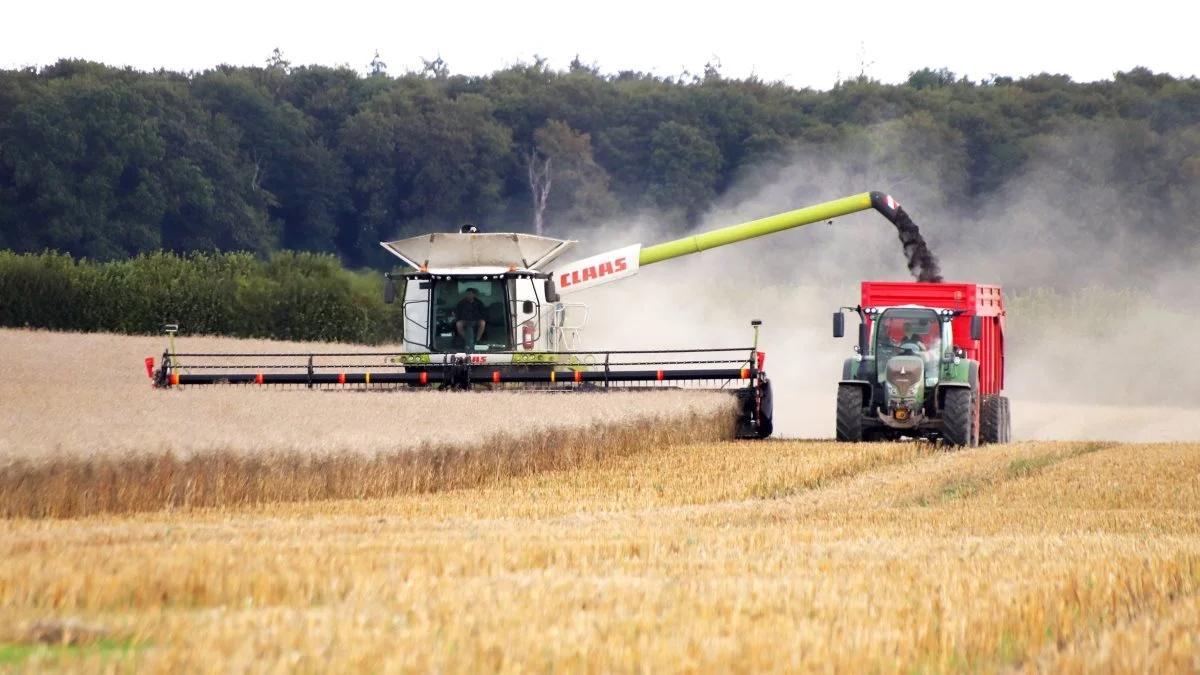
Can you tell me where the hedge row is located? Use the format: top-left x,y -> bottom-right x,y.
0,250 -> 405,344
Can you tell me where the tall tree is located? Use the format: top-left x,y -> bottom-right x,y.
643,121 -> 723,222
531,119 -> 617,230
526,150 -> 551,236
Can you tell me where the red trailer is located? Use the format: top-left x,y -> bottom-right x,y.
832,281 -> 1010,447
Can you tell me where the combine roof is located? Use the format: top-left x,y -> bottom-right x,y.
379,232 -> 577,271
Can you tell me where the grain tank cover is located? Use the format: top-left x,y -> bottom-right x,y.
380,232 -> 577,271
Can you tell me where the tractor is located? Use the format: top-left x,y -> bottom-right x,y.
832,281 -> 1011,446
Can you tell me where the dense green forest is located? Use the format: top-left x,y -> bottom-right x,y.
1,52 -> 1198,271
0,249 -> 404,343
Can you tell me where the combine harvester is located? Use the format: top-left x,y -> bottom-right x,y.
150,191 -> 922,440
831,281 -> 1010,447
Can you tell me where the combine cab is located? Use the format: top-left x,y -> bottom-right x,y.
379,226 -> 589,356
832,281 -> 1010,446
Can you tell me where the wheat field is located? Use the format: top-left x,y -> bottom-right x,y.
2,329 -> 1199,673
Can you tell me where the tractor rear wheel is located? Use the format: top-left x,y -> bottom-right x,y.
836,384 -> 864,442
980,395 -> 1006,444
942,388 -> 976,448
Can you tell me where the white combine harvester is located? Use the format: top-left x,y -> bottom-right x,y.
151,191 -> 920,439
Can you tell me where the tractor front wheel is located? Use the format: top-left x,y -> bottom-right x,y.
836,384 -> 864,442
942,388 -> 976,448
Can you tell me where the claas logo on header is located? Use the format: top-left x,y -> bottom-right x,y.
559,256 -> 628,288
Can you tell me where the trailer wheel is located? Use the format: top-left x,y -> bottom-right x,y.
836,384 -> 864,442
980,395 -> 1006,444
942,388 -> 976,448
1000,395 -> 1013,442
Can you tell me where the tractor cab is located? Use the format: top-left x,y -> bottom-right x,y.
871,307 -> 946,377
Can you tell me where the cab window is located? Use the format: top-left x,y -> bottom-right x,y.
430,279 -> 510,351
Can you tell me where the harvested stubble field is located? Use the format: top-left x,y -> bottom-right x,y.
2,329 -> 1199,673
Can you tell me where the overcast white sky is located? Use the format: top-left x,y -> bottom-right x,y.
3,0 -> 1196,89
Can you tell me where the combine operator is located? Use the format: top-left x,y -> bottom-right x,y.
454,287 -> 488,350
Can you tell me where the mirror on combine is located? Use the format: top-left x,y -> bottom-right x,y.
970,315 -> 983,341
523,300 -> 534,314
833,311 -> 845,338
384,275 -> 396,304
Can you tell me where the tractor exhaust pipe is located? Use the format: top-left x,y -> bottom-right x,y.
834,306 -> 870,355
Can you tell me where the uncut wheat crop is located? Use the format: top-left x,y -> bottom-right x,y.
0,328 -> 739,517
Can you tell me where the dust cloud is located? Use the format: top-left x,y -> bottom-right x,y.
552,119 -> 1200,442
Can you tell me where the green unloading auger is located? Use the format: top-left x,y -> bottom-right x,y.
551,191 -> 911,295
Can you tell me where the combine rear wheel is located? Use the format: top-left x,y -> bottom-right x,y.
836,384 -> 864,442
942,388 -> 977,448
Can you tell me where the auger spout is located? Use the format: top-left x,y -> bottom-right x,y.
638,192 -> 877,266
552,190 -> 918,296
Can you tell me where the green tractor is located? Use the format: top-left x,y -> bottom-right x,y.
833,288 -> 1010,447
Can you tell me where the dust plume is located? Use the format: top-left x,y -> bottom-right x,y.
551,116 -> 1200,442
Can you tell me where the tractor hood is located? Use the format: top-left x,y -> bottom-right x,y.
885,355 -> 925,395
380,232 -> 577,271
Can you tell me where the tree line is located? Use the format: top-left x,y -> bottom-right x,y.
1,53 -> 1198,270
0,250 -> 405,343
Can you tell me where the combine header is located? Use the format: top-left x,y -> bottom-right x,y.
150,191 -> 928,440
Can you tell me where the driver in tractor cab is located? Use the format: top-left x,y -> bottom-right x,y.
903,318 -> 941,356
902,319 -> 930,347
454,287 -> 487,347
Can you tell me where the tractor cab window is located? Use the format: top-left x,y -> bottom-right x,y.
874,309 -> 941,366
430,279 -> 511,351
